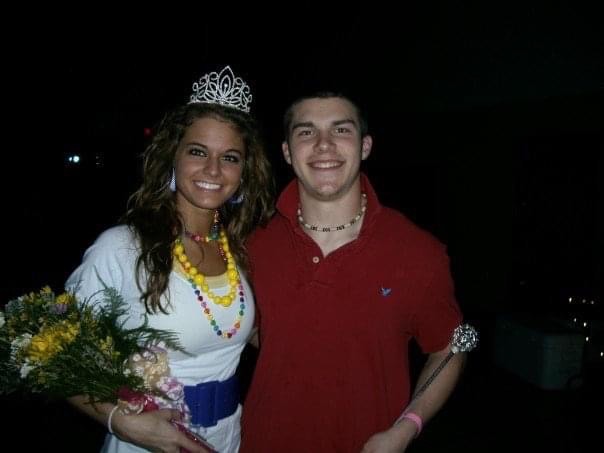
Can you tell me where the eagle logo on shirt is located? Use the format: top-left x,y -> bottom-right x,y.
380,287 -> 392,297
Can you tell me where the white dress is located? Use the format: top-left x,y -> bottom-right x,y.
66,225 -> 254,453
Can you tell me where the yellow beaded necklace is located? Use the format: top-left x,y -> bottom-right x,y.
173,230 -> 240,307
173,231 -> 246,340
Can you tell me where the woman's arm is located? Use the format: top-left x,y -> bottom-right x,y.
67,395 -> 210,452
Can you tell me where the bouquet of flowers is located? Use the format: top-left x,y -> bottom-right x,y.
0,286 -> 214,452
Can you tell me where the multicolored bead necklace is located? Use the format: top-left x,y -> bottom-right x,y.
297,193 -> 367,232
173,230 -> 245,339
183,228 -> 219,244
183,210 -> 221,243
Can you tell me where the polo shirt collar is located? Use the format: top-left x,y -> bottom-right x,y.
276,173 -> 382,235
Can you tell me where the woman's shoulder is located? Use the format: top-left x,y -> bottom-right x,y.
94,225 -> 138,248
66,225 -> 140,293
79,225 -> 140,264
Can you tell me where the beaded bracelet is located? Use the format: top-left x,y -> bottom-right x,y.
107,405 -> 120,434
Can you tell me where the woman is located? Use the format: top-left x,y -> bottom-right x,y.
66,66 -> 274,453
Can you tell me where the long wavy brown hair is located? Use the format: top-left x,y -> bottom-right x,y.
123,103 -> 274,314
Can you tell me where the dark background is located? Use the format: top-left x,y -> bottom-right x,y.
2,3 -> 603,451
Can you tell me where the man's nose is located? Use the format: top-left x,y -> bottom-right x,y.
316,132 -> 334,152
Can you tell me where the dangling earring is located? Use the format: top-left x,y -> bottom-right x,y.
229,179 -> 244,204
229,192 -> 244,204
169,168 -> 176,192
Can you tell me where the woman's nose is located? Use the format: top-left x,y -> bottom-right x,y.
203,156 -> 220,176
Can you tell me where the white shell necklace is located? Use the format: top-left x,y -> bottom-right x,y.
297,193 -> 367,232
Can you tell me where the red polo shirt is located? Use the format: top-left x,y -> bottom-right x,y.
241,174 -> 462,452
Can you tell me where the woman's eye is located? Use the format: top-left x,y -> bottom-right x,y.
190,148 -> 207,157
222,155 -> 241,164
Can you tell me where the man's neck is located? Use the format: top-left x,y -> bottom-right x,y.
297,182 -> 365,256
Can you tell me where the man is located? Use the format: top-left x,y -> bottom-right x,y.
241,92 -> 465,452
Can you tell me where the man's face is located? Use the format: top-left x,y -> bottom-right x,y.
283,97 -> 372,201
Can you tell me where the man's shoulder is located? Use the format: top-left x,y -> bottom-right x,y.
247,215 -> 291,253
250,215 -> 289,241
376,206 -> 447,254
377,206 -> 432,238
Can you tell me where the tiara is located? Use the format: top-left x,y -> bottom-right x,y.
189,66 -> 252,113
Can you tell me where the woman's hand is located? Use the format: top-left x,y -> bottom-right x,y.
112,408 -> 213,453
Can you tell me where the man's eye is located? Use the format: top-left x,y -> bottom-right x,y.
335,127 -> 351,134
298,129 -> 313,137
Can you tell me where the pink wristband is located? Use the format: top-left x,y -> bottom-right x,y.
401,411 -> 423,438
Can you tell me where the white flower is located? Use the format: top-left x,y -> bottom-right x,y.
11,333 -> 32,361
20,360 -> 34,378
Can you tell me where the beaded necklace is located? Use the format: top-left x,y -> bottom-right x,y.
183,228 -> 219,244
297,193 -> 367,232
183,210 -> 221,243
173,231 -> 245,339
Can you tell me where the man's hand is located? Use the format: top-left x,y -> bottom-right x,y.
360,422 -> 415,453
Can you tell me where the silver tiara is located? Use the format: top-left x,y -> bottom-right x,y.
189,66 -> 252,113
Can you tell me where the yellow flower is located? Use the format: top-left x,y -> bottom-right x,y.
55,293 -> 74,306
62,321 -> 80,342
40,286 -> 52,295
27,321 -> 80,363
99,336 -> 114,356
28,335 -> 55,362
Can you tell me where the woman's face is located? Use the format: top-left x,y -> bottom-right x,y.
173,116 -> 245,215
